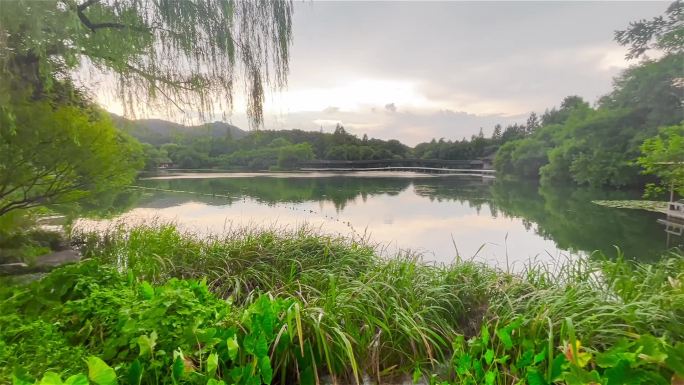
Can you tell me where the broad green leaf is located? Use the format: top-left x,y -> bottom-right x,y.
259,356 -> 273,384
562,366 -> 600,385
496,327 -> 513,350
473,359 -> 484,377
665,342 -> 684,376
227,336 -> 239,361
526,369 -> 547,385
517,350 -> 534,368
139,281 -> 154,299
38,373 -> 63,385
484,349 -> 495,365
206,380 -> 225,385
456,353 -> 472,375
481,324 -> 490,345
299,366 -> 315,385
87,357 -> 117,385
137,332 -> 157,358
64,375 -> 88,385
172,357 -> 184,382
245,375 -> 260,385
206,352 -> 218,377
127,359 -> 143,385
550,354 -> 568,381
485,370 -> 496,385
243,334 -> 256,355
255,334 -> 269,358
604,360 -> 644,385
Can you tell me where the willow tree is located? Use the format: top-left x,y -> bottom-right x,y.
0,0 -> 294,124
0,0 -> 293,218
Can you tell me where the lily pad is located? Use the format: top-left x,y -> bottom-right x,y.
591,200 -> 668,214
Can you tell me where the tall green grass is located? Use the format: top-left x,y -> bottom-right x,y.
75,224 -> 497,381
68,223 -> 684,383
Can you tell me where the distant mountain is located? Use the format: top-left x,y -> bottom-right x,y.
111,114 -> 247,145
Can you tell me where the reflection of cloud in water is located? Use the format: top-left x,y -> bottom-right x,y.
77,186 -> 571,270
80,174 -> 670,267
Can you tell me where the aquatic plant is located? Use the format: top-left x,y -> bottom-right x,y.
2,224 -> 682,384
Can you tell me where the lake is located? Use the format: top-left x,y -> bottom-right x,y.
76,172 -> 682,269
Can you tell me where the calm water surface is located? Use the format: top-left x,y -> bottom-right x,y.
77,172 -> 682,268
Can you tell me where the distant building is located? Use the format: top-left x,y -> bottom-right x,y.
480,153 -> 496,170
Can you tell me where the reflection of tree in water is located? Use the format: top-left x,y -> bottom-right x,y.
57,188 -> 146,221
86,176 -> 674,261
412,177 -> 494,213
137,176 -> 414,211
488,180 -> 669,261
406,177 -> 671,260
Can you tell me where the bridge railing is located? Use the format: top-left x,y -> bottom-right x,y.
299,158 -> 487,169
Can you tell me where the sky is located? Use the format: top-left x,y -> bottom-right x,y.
104,1 -> 671,145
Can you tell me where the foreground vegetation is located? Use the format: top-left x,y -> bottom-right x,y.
2,225 -> 683,384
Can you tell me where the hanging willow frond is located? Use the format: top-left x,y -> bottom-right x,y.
0,0 -> 294,126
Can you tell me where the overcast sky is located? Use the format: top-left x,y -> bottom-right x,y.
107,1 -> 671,145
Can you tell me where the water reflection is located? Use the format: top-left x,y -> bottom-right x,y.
76,172 -> 682,267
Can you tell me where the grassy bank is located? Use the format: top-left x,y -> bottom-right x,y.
1,224 -> 683,385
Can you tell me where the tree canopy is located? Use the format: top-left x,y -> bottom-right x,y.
0,91 -> 143,216
0,0 -> 294,218
637,123 -> 684,198
615,0 -> 683,59
493,1 -> 684,191
0,0 -> 293,124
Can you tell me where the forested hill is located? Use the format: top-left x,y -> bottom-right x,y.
112,114 -> 247,146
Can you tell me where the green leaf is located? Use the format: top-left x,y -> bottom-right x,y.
206,352 -> 218,378
64,375 -> 88,385
456,353 -> 472,375
137,332 -> 157,358
259,356 -> 273,384
87,357 -> 117,385
526,369 -> 547,385
665,342 -> 684,376
412,365 -> 422,384
227,336 -> 239,361
481,324 -> 490,345
206,380 -> 225,385
563,366 -> 600,385
140,281 -> 154,299
299,366 -> 315,385
485,370 -> 496,385
172,357 -> 184,382
38,373 -> 64,385
243,334 -> 256,355
255,334 -> 269,358
517,349 -> 534,368
496,327 -> 513,350
533,348 -> 547,365
550,354 -> 568,381
12,369 -> 34,385
127,360 -> 143,385
484,349 -> 495,365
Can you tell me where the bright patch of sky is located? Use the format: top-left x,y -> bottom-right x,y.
98,1 -> 669,145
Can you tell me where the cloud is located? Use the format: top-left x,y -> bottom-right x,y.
228,106 -> 523,146
99,1 -> 670,142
